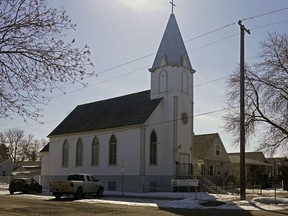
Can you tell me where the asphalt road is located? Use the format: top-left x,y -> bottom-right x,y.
0,193 -> 288,216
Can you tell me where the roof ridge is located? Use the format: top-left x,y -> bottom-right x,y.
77,90 -> 151,107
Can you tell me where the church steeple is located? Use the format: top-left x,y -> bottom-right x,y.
149,14 -> 193,72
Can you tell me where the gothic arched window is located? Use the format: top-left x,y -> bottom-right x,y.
76,138 -> 83,167
150,131 -> 157,165
92,136 -> 99,166
159,70 -> 167,93
62,140 -> 69,167
109,135 -> 117,165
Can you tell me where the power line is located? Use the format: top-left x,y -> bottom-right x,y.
188,33 -> 239,52
56,16 -> 288,98
194,77 -> 227,87
2,106 -> 231,139
2,88 -> 241,133
6,14 -> 287,129
52,6 -> 288,92
96,54 -> 154,76
81,7 -> 288,80
3,7 -> 288,132
242,6 -> 288,21
53,66 -> 148,98
251,19 -> 288,30
184,22 -> 237,43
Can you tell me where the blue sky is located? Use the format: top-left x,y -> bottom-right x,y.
1,0 -> 287,155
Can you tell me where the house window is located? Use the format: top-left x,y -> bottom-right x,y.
150,130 -> 157,165
62,140 -> 69,167
76,139 -> 83,167
92,136 -> 99,166
109,135 -> 117,165
215,145 -> 221,156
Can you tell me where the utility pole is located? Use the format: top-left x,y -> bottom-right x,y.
238,20 -> 250,200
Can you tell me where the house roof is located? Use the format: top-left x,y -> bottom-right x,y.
0,159 -> 16,166
245,152 -> 266,162
150,14 -> 193,72
228,154 -> 271,167
40,143 -> 49,153
17,161 -> 41,168
194,133 -> 218,158
49,90 -> 162,136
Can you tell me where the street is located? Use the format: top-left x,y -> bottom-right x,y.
0,193 -> 288,216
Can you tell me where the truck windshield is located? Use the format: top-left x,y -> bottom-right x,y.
67,175 -> 84,181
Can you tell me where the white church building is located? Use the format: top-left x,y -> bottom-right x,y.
41,12 -> 196,192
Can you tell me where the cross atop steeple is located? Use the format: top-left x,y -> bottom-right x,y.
169,0 -> 176,14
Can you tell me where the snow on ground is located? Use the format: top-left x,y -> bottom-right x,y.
0,183 -> 287,211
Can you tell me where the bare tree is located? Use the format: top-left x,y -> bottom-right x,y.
2,129 -> 47,162
4,128 -> 25,163
0,0 -> 94,121
224,32 -> 288,156
20,135 -> 46,161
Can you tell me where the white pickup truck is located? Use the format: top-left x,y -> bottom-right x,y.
49,174 -> 104,199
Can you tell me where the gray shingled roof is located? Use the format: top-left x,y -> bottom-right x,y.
150,14 -> 192,71
228,154 -> 271,167
48,90 -> 162,136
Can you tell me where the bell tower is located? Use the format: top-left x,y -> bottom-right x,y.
149,14 -> 195,100
149,13 -> 196,173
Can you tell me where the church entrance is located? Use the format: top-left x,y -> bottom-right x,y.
176,153 -> 192,177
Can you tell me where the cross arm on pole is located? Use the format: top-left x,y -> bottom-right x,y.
238,20 -> 251,34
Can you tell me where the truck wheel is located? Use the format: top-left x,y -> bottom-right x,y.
54,193 -> 62,200
97,187 -> 103,198
75,187 -> 83,199
37,187 -> 42,193
23,185 -> 29,194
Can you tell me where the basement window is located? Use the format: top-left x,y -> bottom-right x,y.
108,181 -> 117,191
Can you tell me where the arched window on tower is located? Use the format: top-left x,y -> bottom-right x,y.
159,70 -> 167,93
76,138 -> 83,167
109,135 -> 117,165
62,140 -> 69,167
182,70 -> 188,93
150,131 -> 157,165
91,136 -> 99,166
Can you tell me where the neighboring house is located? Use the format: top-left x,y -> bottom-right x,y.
41,13 -> 196,192
12,161 -> 41,177
267,157 -> 288,190
0,159 -> 17,176
193,133 -> 231,185
266,157 -> 288,176
228,152 -> 271,187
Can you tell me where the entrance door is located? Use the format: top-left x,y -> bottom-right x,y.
179,153 -> 190,176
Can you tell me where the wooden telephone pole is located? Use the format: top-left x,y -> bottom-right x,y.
238,20 -> 250,200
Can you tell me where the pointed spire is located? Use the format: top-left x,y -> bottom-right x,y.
149,14 -> 193,72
